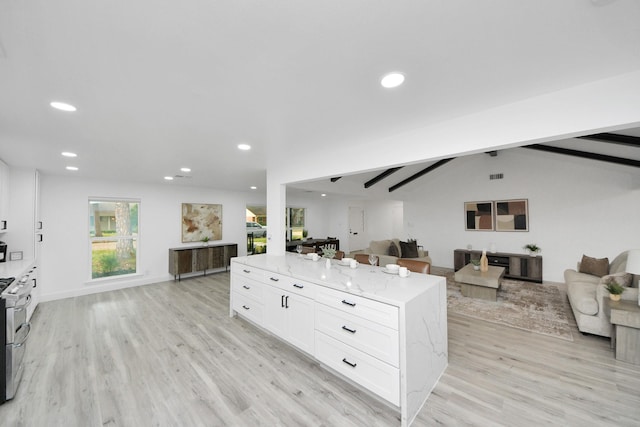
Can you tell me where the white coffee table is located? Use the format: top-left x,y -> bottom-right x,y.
454,264 -> 505,301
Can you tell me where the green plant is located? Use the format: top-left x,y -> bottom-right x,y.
201,236 -> 210,242
604,278 -> 625,295
322,247 -> 337,259
470,259 -> 481,266
98,252 -> 119,274
523,243 -> 541,253
303,229 -> 308,238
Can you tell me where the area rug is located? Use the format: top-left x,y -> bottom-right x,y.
435,270 -> 573,342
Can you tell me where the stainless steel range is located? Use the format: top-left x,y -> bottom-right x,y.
0,269 -> 34,403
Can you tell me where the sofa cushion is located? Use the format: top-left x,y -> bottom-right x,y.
369,240 -> 392,256
567,281 -> 599,315
399,240 -> 419,258
388,242 -> 399,257
599,272 -> 633,288
579,255 -> 609,277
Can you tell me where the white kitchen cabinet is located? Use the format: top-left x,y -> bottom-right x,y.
0,159 -> 9,233
263,283 -> 315,355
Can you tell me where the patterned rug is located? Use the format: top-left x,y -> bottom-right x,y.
435,270 -> 573,342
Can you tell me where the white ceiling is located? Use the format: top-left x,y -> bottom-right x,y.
1,1 -> 639,192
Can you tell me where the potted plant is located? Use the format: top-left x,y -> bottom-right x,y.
469,259 -> 481,271
523,243 -> 541,257
201,236 -> 210,246
604,278 -> 625,301
302,229 -> 309,241
322,247 -> 336,268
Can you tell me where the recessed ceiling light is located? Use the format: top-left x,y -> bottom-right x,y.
50,101 -> 77,112
380,72 -> 405,88
180,167 -> 191,172
164,176 -> 174,181
250,186 -> 257,190
61,151 -> 77,157
66,166 -> 78,171
321,193 -> 327,197
237,144 -> 251,151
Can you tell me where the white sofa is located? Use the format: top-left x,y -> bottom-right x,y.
564,251 -> 639,337
349,238 -> 431,267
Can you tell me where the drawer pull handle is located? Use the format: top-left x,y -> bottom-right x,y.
270,277 -> 279,282
242,305 -> 250,310
293,283 -> 304,289
243,269 -> 251,273
341,300 -> 356,307
341,326 -> 356,334
342,358 -> 357,368
242,285 -> 250,290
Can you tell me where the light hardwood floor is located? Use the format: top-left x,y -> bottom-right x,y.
1,272 -> 639,426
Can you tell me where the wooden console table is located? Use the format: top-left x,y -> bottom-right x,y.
169,243 -> 237,280
605,298 -> 640,365
454,249 -> 543,283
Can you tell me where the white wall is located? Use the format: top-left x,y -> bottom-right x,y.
39,174 -> 259,301
4,168 -> 36,260
402,149 -> 640,282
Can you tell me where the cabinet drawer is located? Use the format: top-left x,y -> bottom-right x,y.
232,292 -> 264,325
231,275 -> 264,300
315,304 -> 399,367
264,272 -> 317,299
315,332 -> 399,406
315,287 -> 399,330
231,264 -> 265,280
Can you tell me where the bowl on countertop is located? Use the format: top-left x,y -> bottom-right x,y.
385,263 -> 399,272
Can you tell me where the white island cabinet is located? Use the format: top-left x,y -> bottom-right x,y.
230,253 -> 447,427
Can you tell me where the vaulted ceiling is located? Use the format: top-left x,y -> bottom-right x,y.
1,1 -> 639,192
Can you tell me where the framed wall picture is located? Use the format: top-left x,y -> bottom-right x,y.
182,203 -> 223,242
464,201 -> 494,231
495,199 -> 528,232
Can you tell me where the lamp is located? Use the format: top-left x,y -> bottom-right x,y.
626,249 -> 640,306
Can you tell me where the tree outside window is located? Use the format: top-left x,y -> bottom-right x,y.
90,199 -> 139,279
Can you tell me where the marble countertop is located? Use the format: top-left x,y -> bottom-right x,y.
0,259 -> 36,278
231,253 -> 444,306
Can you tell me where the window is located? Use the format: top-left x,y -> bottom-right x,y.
89,199 -> 139,279
287,207 -> 306,240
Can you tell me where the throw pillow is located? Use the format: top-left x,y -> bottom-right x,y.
599,272 -> 633,288
388,242 -> 399,257
399,240 -> 419,258
579,255 -> 609,277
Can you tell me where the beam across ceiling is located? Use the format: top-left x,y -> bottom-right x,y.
364,167 -> 403,189
577,132 -> 640,147
524,144 -> 640,168
388,159 -> 453,192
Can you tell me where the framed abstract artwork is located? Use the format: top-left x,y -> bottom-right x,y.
495,199 -> 528,232
464,201 -> 494,231
181,203 -> 223,242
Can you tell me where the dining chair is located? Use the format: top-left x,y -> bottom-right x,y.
300,246 -> 316,254
334,250 -> 345,260
354,253 -> 377,266
397,258 -> 430,274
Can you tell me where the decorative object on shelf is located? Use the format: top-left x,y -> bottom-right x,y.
495,199 -> 529,232
302,229 -> 308,241
181,203 -> 222,243
480,249 -> 489,272
604,277 -> 625,301
523,243 -> 541,256
625,249 -> 640,306
470,259 -> 481,271
464,201 -> 494,231
201,236 -> 210,246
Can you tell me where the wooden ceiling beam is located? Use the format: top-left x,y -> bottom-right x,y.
577,132 -> 640,147
364,167 -> 403,189
524,144 -> 640,168
388,159 -> 453,192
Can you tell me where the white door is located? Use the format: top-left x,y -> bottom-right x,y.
348,206 -> 366,251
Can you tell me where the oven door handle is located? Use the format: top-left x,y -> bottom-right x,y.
14,323 -> 31,348
13,294 -> 32,312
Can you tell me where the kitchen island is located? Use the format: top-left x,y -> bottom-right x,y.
230,253 -> 447,427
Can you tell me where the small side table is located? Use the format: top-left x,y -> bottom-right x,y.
604,298 -> 640,365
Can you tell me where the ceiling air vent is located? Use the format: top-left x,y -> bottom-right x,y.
489,173 -> 504,180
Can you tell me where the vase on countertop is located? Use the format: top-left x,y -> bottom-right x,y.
325,258 -> 331,269
610,293 -> 621,302
480,250 -> 489,272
